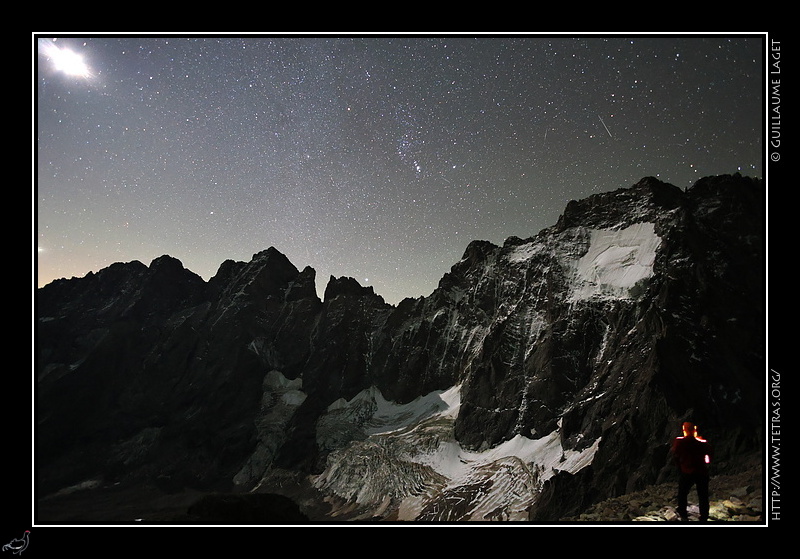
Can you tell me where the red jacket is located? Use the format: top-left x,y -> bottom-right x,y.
671,435 -> 713,475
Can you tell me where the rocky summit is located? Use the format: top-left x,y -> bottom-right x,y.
35,174 -> 765,524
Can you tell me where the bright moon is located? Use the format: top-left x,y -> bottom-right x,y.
41,41 -> 91,78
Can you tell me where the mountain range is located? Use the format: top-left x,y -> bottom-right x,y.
35,173 -> 765,523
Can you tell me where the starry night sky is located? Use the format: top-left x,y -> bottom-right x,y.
35,34 -> 764,305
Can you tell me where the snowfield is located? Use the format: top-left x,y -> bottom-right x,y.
504,222 -> 661,302
568,222 -> 661,301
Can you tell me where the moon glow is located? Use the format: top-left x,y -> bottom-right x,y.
40,39 -> 91,78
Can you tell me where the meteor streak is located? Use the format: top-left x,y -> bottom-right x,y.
598,115 -> 613,138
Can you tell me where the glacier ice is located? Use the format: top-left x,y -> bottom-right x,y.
312,384 -> 600,521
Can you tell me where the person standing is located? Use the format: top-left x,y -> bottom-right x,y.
671,422 -> 714,521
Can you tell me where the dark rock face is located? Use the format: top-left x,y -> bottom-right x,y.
35,174 -> 765,521
186,493 -> 309,524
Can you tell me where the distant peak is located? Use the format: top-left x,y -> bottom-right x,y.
323,275 -> 384,304
149,254 -> 186,272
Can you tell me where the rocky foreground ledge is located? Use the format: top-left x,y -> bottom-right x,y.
563,467 -> 764,523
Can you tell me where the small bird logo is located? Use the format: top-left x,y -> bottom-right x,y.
2,531 -> 29,555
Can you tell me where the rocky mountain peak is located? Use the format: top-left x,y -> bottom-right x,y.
286,266 -> 320,302
323,275 -> 381,303
555,175 -> 684,231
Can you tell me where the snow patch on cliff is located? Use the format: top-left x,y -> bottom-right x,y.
568,222 -> 661,301
506,241 -> 542,263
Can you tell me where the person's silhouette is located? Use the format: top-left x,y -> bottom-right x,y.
670,422 -> 714,521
